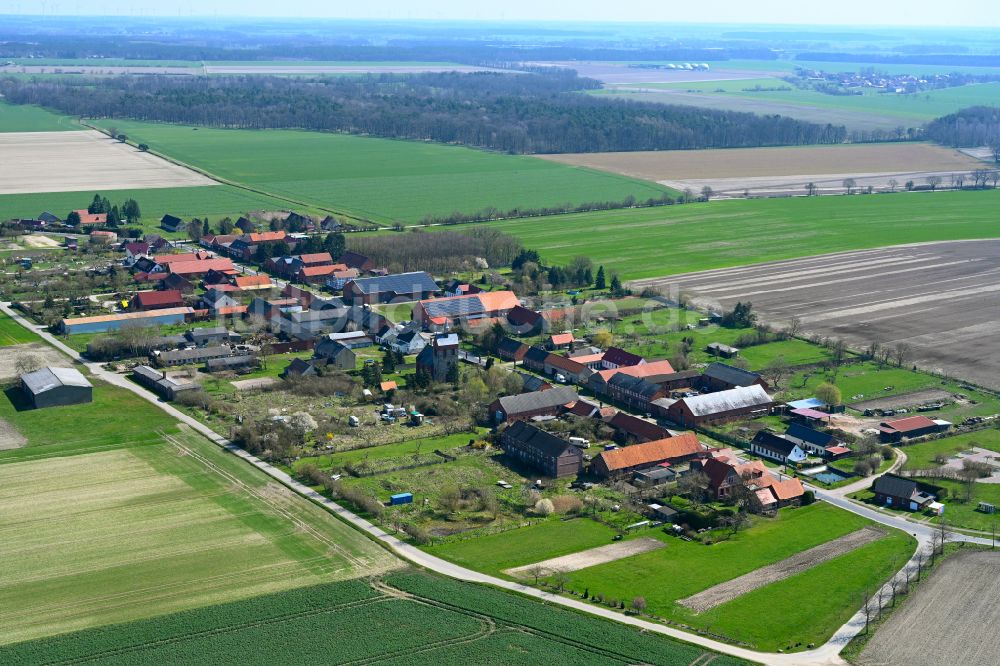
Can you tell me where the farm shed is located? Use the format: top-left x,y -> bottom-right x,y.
871,474 -> 937,511
132,365 -> 199,401
490,385 -> 578,423
61,307 -> 193,334
591,433 -> 703,479
130,289 -> 185,311
154,346 -> 232,368
497,338 -> 529,363
314,341 -> 357,371
878,415 -> 949,442
701,362 -> 768,392
664,385 -> 774,427
606,411 -> 672,443
20,367 -> 92,409
705,342 -> 740,358
499,421 -> 583,478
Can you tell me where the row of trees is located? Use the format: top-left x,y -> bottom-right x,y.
0,72 -> 849,154
348,227 -> 522,274
925,106 -> 1000,150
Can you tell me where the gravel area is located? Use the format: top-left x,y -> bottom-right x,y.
505,537 -> 665,577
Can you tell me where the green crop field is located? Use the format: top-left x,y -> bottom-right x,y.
616,79 -> 1000,122
549,503 -> 915,651
0,312 -> 40,346
0,102 -> 79,132
85,119 -> 668,225
0,418 -> 396,646
481,189 -> 1000,281
0,573 -> 748,666
426,517 -> 622,576
0,184 -> 296,236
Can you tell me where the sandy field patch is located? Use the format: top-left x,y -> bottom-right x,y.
231,377 -> 278,391
21,234 -> 61,248
540,143 -> 982,196
0,417 -> 26,450
633,240 -> 1000,390
859,550 -> 1000,666
0,342 -> 71,380
505,537 -> 665,577
679,526 -> 885,613
0,131 -> 215,195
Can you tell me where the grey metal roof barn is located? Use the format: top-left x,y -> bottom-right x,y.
681,385 -> 772,416
495,385 -> 578,417
703,362 -> 763,388
21,366 -> 93,409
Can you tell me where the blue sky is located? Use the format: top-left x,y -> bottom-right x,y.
2,0 -> 999,27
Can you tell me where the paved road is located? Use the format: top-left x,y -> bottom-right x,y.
3,302 -> 987,666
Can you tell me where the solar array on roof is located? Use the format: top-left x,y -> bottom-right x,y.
422,295 -> 488,318
350,271 -> 438,295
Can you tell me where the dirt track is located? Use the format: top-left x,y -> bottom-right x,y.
505,537 -> 665,577
859,550 -> 1000,666
0,131 -> 215,195
679,527 -> 885,613
633,240 -> 1000,390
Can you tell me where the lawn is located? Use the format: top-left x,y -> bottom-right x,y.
425,517 -> 621,576
555,503 -> 912,649
85,119 -> 668,225
901,428 -> 1000,471
0,424 -> 397,646
293,430 -> 487,470
0,312 -> 40,346
0,375 -> 182,462
0,101 -> 79,132
0,184 -> 296,237
0,573 -> 749,666
481,188 -> 1000,281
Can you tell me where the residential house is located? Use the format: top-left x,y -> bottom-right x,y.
201,287 -> 239,314
344,271 -> 439,305
38,211 -> 61,225
660,385 -> 774,426
340,251 -> 374,272
878,415 -> 949,443
443,279 -> 482,297
542,354 -> 590,384
521,346 -> 551,373
488,385 -> 578,423
228,231 -> 291,262
588,359 -> 679,396
232,274 -> 273,291
161,273 -> 194,294
750,430 -> 809,465
325,268 -> 360,291
694,457 -> 769,500
167,257 -> 236,279
871,474 -> 938,511
782,423 -> 840,457
701,362 -> 769,392
606,373 -> 668,411
591,433 -> 704,479
73,210 -> 107,226
415,333 -> 459,382
391,329 -> 426,355
515,372 -> 552,393
123,242 -> 150,265
606,412 -> 672,443
499,421 -> 583,479
313,341 -> 356,371
160,214 -> 184,233
497,338 -> 528,363
506,305 -> 544,335
600,347 -> 645,370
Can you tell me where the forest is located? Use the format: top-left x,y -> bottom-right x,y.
925,106 -> 1000,149
0,72 -> 848,153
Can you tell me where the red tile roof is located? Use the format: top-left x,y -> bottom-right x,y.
595,359 -> 675,384
598,433 -> 702,472
248,231 -> 286,243
298,252 -> 333,265
153,251 -> 213,265
233,275 -> 273,289
607,412 -> 671,442
545,354 -> 587,374
133,289 -> 183,308
880,415 -> 938,433
380,380 -> 398,392
73,209 -> 106,225
550,332 -> 575,346
770,477 -> 805,501
168,258 -> 235,276
299,265 -> 339,277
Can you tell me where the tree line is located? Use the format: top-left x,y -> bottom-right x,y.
0,72 -> 848,154
346,227 -> 523,274
925,106 -> 1000,152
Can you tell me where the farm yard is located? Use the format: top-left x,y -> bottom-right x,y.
634,240 -> 1000,390
483,187 -> 1000,281
539,142 -> 983,197
86,119 -> 669,225
857,549 -> 1000,666
0,572 -> 749,666
0,131 -> 215,195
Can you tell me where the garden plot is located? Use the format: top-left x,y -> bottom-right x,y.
859,550 -> 1000,666
505,538 -> 665,577
0,130 -> 214,195
679,526 -> 885,613
850,388 -> 958,412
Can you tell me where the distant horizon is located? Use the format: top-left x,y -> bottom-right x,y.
0,1 -> 999,29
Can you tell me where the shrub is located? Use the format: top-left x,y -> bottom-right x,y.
802,490 -> 816,505
402,522 -> 431,545
534,499 -> 555,516
550,495 -> 582,514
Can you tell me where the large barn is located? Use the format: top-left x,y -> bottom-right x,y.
21,366 -> 93,409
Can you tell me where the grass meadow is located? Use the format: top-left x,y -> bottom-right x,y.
901,428 -> 1000,471
482,188 -> 1000,280
87,119 -> 668,225
0,312 -> 40,346
0,102 -> 79,132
